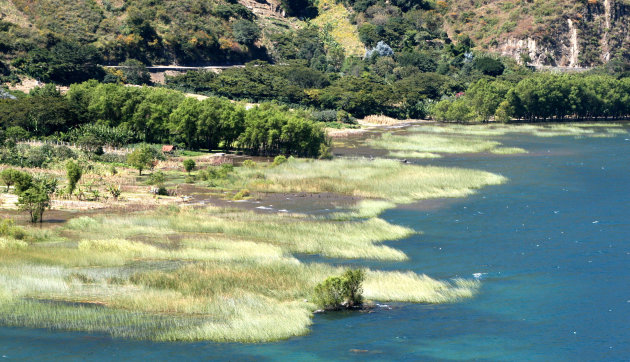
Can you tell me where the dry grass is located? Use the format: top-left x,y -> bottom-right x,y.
0,204 -> 481,341
0,154 -> 504,342
411,123 -> 628,138
325,127 -> 369,138
238,158 -> 507,203
360,115 -> 407,126
312,0 -> 364,57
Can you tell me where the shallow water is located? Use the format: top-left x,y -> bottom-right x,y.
2,131 -> 630,361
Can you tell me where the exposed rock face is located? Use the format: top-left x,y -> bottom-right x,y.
0,89 -> 16,99
493,0 -> 629,67
567,19 -> 579,67
238,0 -> 285,18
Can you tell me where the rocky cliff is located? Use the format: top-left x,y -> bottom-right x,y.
447,0 -> 630,68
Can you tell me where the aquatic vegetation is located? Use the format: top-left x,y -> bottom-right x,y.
388,151 -> 442,159
491,147 -> 529,155
363,271 -> 480,303
330,200 -> 397,220
0,207 -> 482,341
409,123 -> 628,138
238,158 -> 506,204
367,123 -> 627,158
0,155 -> 506,341
368,133 -> 502,154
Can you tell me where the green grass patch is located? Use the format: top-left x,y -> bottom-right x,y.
236,158 -> 506,204
0,155 -> 505,342
367,123 -> 627,158
0,203 -> 484,341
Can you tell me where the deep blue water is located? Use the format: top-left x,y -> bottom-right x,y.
2,131 -> 630,361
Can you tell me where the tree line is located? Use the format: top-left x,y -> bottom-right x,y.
0,82 -> 327,157
431,73 -> 630,123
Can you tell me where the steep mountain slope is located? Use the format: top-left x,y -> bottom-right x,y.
443,0 -> 630,67
0,0 -> 629,67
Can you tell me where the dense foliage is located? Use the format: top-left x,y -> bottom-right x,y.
0,82 -> 327,157
313,269 -> 364,310
431,74 -> 630,122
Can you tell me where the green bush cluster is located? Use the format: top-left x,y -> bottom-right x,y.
432,74 -> 630,122
313,269 -> 365,310
197,164 -> 235,181
1,169 -> 58,223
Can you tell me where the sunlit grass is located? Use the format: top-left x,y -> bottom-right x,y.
388,151 -> 442,159
491,147 -> 529,154
72,208 -> 413,261
410,123 -> 628,138
0,154 -> 504,341
238,158 -> 506,203
330,200 -> 397,220
312,0 -> 363,57
363,271 -> 480,303
368,133 -> 502,154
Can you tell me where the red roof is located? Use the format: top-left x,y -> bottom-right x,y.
162,145 -> 174,152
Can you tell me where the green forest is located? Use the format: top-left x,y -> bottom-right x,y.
0,0 -> 630,139
0,82 -> 327,157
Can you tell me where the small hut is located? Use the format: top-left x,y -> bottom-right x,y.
162,145 -> 176,154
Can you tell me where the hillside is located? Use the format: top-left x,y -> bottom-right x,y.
1,0 -> 629,70
443,0 -> 630,67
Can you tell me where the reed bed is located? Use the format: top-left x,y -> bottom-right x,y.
363,271 -> 480,303
0,203 -> 484,341
239,158 -> 506,203
367,122 -> 626,158
409,123 -> 628,138
388,151 -> 442,159
368,133 -> 506,155
360,115 -> 408,125
0,155 -> 506,341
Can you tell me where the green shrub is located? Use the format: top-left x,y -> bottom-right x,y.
200,164 -> 233,180
183,159 -> 196,174
242,160 -> 256,168
313,269 -> 365,310
318,143 -> 333,160
0,218 -> 26,240
146,171 -> 166,185
273,155 -> 287,166
233,189 -> 250,200
66,160 -> 82,195
106,184 -> 121,199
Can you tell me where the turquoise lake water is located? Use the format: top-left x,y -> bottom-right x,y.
1,130 -> 629,360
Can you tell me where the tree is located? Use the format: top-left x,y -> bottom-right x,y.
127,145 -> 155,175
170,97 -> 203,148
120,59 -> 151,85
365,41 -> 394,59
466,79 -> 510,122
66,161 -> 82,195
17,175 -> 57,223
11,170 -> 33,194
232,20 -> 261,46
5,126 -> 30,142
473,57 -> 505,77
183,159 -> 196,174
1,168 -> 23,192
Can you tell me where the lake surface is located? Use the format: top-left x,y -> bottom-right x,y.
1,130 -> 629,361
